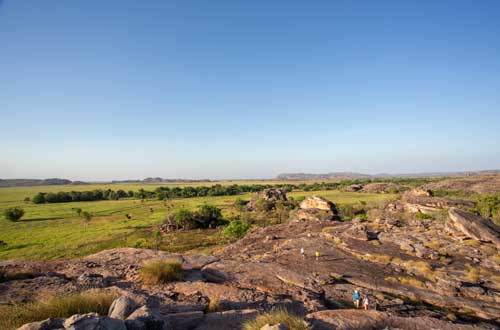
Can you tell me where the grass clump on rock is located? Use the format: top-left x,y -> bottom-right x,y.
243,308 -> 306,330
140,259 -> 184,284
0,290 -> 117,330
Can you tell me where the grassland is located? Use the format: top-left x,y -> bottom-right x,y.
0,182 -> 395,261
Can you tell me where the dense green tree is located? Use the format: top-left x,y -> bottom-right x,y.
3,207 -> 25,222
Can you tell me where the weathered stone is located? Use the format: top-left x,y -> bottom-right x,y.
248,189 -> 288,210
125,306 -> 167,330
76,272 -> 108,289
16,318 -> 64,330
448,208 -> 500,246
108,296 -> 139,319
63,313 -> 126,330
343,184 -> 363,192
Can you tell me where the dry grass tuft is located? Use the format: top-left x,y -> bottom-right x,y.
204,295 -> 221,313
0,290 -> 117,330
140,259 -> 184,285
243,308 -> 306,330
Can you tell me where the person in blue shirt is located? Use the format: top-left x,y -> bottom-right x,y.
353,290 -> 360,308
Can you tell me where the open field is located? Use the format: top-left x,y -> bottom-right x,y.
0,183 -> 395,260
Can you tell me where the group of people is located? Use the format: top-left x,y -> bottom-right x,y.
300,247 -> 321,260
353,290 -> 373,310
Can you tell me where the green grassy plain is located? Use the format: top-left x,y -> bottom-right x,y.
0,182 -> 395,261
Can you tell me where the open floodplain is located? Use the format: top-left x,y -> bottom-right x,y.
0,182 -> 394,260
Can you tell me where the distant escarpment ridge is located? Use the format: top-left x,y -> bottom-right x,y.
276,170 -> 500,180
0,177 -> 211,187
0,178 -> 87,187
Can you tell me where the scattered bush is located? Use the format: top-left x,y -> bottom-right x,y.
243,308 -> 306,330
0,290 -> 117,330
415,212 -> 432,220
222,220 -> 250,239
140,260 -> 184,284
3,207 -> 25,222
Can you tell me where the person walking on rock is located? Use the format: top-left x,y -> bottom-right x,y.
363,294 -> 370,310
315,251 -> 320,261
353,290 -> 360,308
300,247 -> 305,258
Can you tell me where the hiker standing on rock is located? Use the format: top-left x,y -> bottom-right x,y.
363,294 -> 370,310
353,290 -> 360,308
315,251 -> 320,261
300,247 -> 305,258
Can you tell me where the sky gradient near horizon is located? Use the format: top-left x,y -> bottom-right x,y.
1,0 -> 500,180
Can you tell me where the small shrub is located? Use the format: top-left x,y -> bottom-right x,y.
222,220 -> 250,239
140,260 -> 184,284
243,308 -> 306,330
0,290 -> 117,330
3,207 -> 25,222
415,212 -> 432,220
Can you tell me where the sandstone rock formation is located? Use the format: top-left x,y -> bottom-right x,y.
296,196 -> 339,221
342,184 -> 363,192
247,188 -> 288,210
361,182 -> 401,193
448,208 -> 500,246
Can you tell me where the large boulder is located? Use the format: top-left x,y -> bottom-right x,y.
108,296 -> 140,319
63,313 -> 126,330
125,306 -> 168,330
447,208 -> 500,247
297,196 -> 338,221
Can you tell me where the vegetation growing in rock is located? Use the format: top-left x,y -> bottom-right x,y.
222,220 -> 251,239
243,308 -> 306,330
0,290 -> 117,330
140,259 -> 184,284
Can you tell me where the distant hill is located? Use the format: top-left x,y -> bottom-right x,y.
0,178 -> 77,187
276,170 -> 500,180
276,172 -> 372,180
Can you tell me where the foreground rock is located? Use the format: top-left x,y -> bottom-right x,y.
307,310 -> 490,330
63,313 -> 127,330
448,208 -> 500,246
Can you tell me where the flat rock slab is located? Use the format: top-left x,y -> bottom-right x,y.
307,309 -> 493,330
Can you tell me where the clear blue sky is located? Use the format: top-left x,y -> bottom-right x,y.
1,0 -> 499,180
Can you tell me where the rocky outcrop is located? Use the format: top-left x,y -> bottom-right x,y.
448,208 -> 500,246
296,196 -> 339,221
307,310 -> 486,330
342,184 -> 363,192
247,189 -> 288,210
361,182 -> 401,194
404,195 -> 475,214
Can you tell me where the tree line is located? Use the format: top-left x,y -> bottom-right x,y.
29,177 -> 431,204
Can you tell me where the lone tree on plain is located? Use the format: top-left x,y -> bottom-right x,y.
81,211 -> 92,230
3,207 -> 25,222
72,207 -> 82,217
